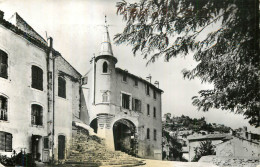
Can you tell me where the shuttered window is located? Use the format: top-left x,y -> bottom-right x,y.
132,98 -> 141,112
0,50 -> 8,79
122,93 -> 130,109
31,104 -> 43,126
0,132 -> 12,152
31,65 -> 43,90
0,96 -> 7,121
58,76 -> 66,98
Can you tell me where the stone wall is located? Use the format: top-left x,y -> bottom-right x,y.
215,137 -> 260,157
199,155 -> 260,167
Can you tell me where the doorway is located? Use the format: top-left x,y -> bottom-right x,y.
58,135 -> 65,160
113,119 -> 136,155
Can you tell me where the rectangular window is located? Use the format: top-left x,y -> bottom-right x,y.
145,84 -> 150,95
134,79 -> 138,87
31,65 -> 43,91
43,137 -> 49,149
0,96 -> 7,121
31,104 -> 43,126
147,128 -> 150,139
153,107 -> 156,118
58,76 -> 66,98
154,129 -> 157,141
147,104 -> 150,116
123,73 -> 127,82
132,98 -> 141,112
0,132 -> 12,152
0,50 -> 8,79
122,93 -> 130,109
153,89 -> 157,99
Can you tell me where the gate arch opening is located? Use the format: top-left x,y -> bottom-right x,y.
113,119 -> 136,156
90,118 -> 98,133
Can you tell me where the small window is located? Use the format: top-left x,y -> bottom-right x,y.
0,50 -> 8,79
145,84 -> 150,95
154,129 -> 157,141
103,62 -> 108,73
153,89 -> 156,99
122,93 -> 131,109
58,76 -> 66,98
123,72 -> 127,82
134,79 -> 138,87
31,104 -> 43,126
0,96 -> 8,121
153,107 -> 156,118
43,137 -> 49,149
147,104 -> 150,116
102,92 -> 108,102
0,131 -> 12,152
82,76 -> 88,85
147,128 -> 150,139
31,65 -> 43,90
132,98 -> 141,112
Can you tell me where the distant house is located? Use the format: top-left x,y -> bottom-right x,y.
187,134 -> 232,161
215,136 -> 260,157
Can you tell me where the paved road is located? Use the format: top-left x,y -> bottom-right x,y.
140,159 -> 219,167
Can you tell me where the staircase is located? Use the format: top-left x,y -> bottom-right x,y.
64,126 -> 145,167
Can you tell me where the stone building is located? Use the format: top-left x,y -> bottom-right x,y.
81,21 -> 163,160
0,10 -> 163,162
0,11 -> 82,162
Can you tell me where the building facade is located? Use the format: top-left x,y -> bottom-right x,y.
0,11 -> 82,162
81,23 -> 163,160
0,10 -> 163,162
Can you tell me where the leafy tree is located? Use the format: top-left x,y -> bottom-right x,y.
192,140 -> 216,162
115,0 -> 259,127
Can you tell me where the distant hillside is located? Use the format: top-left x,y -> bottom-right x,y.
163,114 -> 231,134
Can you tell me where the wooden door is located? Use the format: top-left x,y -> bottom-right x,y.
58,135 -> 65,159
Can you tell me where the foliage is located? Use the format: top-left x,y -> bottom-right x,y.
115,0 -> 260,127
0,151 -> 36,167
164,114 -> 231,133
162,130 -> 183,161
192,140 -> 216,162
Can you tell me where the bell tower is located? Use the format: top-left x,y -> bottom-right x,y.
94,16 -> 117,149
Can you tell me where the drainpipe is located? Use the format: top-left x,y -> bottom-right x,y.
92,56 -> 96,105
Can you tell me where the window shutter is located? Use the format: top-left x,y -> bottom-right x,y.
5,133 -> 12,152
132,98 -> 135,111
0,132 -> 5,151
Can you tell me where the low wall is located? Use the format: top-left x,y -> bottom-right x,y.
199,155 -> 260,167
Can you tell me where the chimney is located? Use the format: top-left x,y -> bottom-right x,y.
248,132 -> 252,140
0,10 -> 4,21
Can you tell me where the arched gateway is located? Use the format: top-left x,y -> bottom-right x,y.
113,119 -> 137,155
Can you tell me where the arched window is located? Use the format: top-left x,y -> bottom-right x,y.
103,62 -> 108,73
147,128 -> 150,139
58,76 -> 66,98
0,95 -> 8,121
0,131 -> 12,152
102,92 -> 108,102
31,104 -> 43,126
0,50 -> 8,79
31,65 -> 43,90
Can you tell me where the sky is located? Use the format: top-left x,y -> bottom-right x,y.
0,0 -> 258,133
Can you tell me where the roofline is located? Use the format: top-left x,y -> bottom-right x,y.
0,13 -> 82,77
116,67 -> 164,93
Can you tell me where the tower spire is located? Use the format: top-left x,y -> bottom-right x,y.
99,15 -> 114,56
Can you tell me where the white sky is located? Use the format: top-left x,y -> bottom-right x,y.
0,0 -> 258,133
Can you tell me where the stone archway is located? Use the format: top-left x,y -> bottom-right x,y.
90,118 -> 98,133
113,119 -> 136,155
